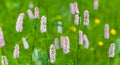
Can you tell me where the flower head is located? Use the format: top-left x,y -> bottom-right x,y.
29,2 -> 34,9
60,36 -> 70,54
40,16 -> 47,33
13,44 -> 20,58
94,0 -> 99,10
54,38 -> 59,49
104,24 -> 110,39
95,19 -> 100,24
98,41 -> 103,46
16,13 -> 24,32
83,34 -> 89,49
0,27 -> 5,47
84,10 -> 89,26
22,37 -> 29,49
109,43 -> 115,57
27,9 -> 34,19
50,44 -> 56,63
79,31 -> 83,45
110,29 -> 116,35
74,14 -> 79,25
34,7 -> 39,19
57,21 -> 62,34
70,2 -> 79,14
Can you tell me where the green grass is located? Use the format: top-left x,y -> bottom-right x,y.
0,0 -> 120,65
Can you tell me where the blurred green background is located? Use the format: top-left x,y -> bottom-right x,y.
0,0 -> 120,65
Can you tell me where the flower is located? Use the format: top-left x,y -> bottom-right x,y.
13,44 -> 20,58
34,7 -> 39,19
110,29 -> 116,35
16,13 -> 24,32
94,0 -> 99,10
109,43 -> 115,57
60,36 -> 70,54
70,2 -> 79,14
70,26 -> 76,32
1,56 -> 8,65
95,19 -> 100,24
50,44 -> 56,63
22,37 -> 29,49
40,16 -> 47,33
79,31 -> 83,45
84,10 -> 89,26
104,24 -> 110,39
83,34 -> 89,49
27,9 -> 34,19
74,14 -> 79,25
57,21 -> 62,34
98,41 -> 103,46
29,2 -> 34,9
54,38 -> 59,49
0,27 -> 5,47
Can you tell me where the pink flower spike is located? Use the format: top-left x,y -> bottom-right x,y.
34,7 -> 39,19
27,9 -> 34,19
73,2 -> 79,14
29,2 -> 34,9
40,16 -> 47,33
70,3 -> 74,14
74,14 -> 79,25
0,27 -> 5,47
13,44 -> 20,59
22,37 -> 29,49
54,38 -> 59,49
94,0 -> 99,10
79,31 -> 83,45
84,10 -> 89,26
50,44 -> 56,63
61,36 -> 70,54
16,13 -> 24,32
83,34 -> 89,49
57,21 -> 62,34
109,43 -> 115,57
104,24 -> 109,39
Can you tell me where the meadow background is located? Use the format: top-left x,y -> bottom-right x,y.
0,0 -> 120,65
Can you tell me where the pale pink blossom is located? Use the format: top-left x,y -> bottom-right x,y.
16,13 -> 24,32
94,0 -> 99,10
73,2 -> 79,14
70,2 -> 79,14
54,38 -> 59,49
84,10 -> 89,26
79,31 -> 83,45
57,21 -> 62,34
60,36 -> 70,54
70,3 -> 74,14
104,24 -> 109,39
22,37 -> 29,49
0,27 -> 5,47
13,44 -> 20,58
27,9 -> 34,19
50,44 -> 56,63
109,43 -> 115,57
83,34 -> 89,49
40,16 -> 47,33
74,14 -> 79,25
34,7 -> 39,19
1,56 -> 8,65
29,2 -> 34,9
